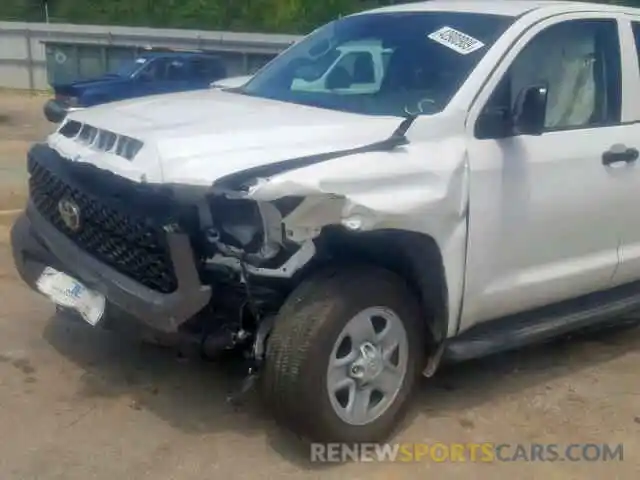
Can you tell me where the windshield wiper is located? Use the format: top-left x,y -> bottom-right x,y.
389,113 -> 418,146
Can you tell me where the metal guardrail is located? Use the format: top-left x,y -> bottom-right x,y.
0,21 -> 303,90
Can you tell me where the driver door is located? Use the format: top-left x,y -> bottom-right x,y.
131,57 -> 172,97
460,14 -> 636,329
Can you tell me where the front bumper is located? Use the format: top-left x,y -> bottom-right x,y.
11,205 -> 212,333
43,99 -> 83,124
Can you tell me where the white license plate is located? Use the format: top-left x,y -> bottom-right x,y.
36,267 -> 106,326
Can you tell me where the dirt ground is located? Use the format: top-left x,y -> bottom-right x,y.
0,91 -> 50,214
0,90 -> 638,479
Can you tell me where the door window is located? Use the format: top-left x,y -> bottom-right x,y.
137,58 -> 171,82
166,59 -> 188,81
190,57 -> 226,81
480,19 -> 621,132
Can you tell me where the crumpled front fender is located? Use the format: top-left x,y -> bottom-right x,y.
246,138 -> 470,338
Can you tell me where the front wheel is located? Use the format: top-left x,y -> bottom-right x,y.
261,266 -> 426,443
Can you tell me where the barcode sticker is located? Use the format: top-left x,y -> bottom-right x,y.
428,26 -> 485,55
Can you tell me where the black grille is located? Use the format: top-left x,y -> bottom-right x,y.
29,161 -> 178,294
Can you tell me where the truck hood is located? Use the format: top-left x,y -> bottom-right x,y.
52,75 -> 127,97
51,89 -> 406,185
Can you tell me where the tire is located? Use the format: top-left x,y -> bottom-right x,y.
261,265 -> 426,443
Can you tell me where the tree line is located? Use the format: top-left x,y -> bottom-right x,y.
0,0 -> 637,34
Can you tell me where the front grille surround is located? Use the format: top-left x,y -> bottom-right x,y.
28,155 -> 179,294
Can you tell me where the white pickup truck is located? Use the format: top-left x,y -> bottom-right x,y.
11,0 -> 640,443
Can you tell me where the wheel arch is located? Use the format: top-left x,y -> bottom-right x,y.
310,226 -> 449,346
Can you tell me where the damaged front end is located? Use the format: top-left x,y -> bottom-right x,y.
165,115 -> 420,359
20,116 -> 419,368
14,108 -> 472,408
21,144 -> 296,366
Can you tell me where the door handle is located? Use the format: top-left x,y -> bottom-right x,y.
602,145 -> 639,166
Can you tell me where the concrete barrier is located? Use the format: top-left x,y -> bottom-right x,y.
0,21 -> 302,90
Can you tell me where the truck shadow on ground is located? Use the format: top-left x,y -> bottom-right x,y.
41,312 -> 640,469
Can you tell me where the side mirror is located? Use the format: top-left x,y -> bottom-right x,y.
513,83 -> 548,136
475,106 -> 513,140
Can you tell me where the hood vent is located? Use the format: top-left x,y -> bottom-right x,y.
59,120 -> 144,161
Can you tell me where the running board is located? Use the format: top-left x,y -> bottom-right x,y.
443,281 -> 640,363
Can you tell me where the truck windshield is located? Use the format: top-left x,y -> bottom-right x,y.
239,12 -> 514,117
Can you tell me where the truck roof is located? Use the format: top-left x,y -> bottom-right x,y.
138,50 -> 221,60
365,0 -> 635,17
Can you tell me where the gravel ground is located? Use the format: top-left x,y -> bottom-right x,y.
0,90 -> 638,479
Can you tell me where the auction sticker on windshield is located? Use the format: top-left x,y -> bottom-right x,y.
428,26 -> 485,55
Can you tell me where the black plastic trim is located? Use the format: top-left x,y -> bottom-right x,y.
444,280 -> 640,363
11,207 -> 211,333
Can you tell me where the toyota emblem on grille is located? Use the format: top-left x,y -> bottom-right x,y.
58,198 -> 81,232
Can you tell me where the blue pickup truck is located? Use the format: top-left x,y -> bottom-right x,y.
44,51 -> 227,123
